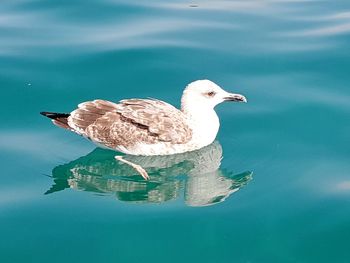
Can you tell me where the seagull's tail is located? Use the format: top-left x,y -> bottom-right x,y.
40,111 -> 71,130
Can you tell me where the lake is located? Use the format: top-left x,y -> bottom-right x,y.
1,0 -> 350,262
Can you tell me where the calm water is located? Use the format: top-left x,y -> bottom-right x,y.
1,0 -> 350,262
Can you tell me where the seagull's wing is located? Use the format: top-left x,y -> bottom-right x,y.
67,99 -> 118,135
67,99 -> 192,150
116,99 -> 192,143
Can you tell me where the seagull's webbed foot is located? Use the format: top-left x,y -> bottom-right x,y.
115,156 -> 150,180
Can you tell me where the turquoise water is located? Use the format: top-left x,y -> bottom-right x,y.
1,0 -> 350,262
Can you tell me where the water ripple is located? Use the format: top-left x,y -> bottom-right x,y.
1,0 -> 350,58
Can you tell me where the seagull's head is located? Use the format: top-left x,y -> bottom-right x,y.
181,79 -> 247,111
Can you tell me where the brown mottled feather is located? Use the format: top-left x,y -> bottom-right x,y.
67,100 -> 118,134
116,99 -> 192,143
67,99 -> 192,149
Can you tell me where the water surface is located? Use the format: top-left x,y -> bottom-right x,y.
1,0 -> 350,262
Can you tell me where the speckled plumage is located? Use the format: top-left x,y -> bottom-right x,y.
67,98 -> 193,153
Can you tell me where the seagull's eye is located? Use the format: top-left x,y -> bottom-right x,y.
206,91 -> 216,97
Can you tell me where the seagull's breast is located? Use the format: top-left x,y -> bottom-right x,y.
187,109 -> 220,149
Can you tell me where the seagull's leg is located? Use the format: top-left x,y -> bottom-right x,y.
115,156 -> 150,180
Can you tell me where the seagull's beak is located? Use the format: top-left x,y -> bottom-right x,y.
223,93 -> 247,103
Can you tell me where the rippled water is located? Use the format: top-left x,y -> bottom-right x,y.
1,0 -> 350,262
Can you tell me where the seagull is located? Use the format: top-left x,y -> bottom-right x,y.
41,79 -> 247,179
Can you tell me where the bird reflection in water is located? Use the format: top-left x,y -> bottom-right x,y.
46,141 -> 252,207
